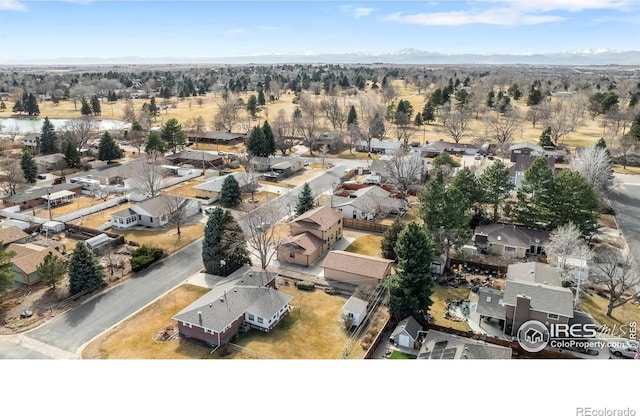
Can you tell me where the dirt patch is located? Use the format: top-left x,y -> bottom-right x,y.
154,325 -> 178,341
598,214 -> 617,229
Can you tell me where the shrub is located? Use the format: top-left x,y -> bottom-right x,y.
130,246 -> 164,272
296,281 -> 315,291
324,287 -> 337,295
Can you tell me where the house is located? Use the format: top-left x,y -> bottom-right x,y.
320,250 -> 394,286
355,139 -> 403,155
21,134 -> 40,152
187,131 -> 247,146
252,156 -> 304,174
172,266 -> 292,348
508,155 -> 555,189
419,140 -> 480,157
264,159 -> 304,182
313,131 -> 343,152
506,262 -> 562,287
165,150 -> 224,169
342,296 -> 368,328
192,172 -> 253,203
7,243 -> 66,285
110,195 -> 201,229
390,316 -> 422,349
1,183 -> 83,209
473,224 -> 550,259
418,330 -> 512,359
252,157 -> 275,172
34,153 -> 66,173
0,226 -> 29,247
276,205 -> 343,266
93,163 -> 142,186
330,186 -> 408,220
510,142 -> 564,163
475,287 -> 506,327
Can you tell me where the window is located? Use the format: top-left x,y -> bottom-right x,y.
183,322 -> 192,328
338,219 -> 342,224
248,314 -> 254,321
289,251 -> 295,258
504,246 -> 516,253
348,312 -> 354,318
150,217 -> 153,223
548,313 -> 559,320
257,317 -> 264,324
138,215 -> 141,220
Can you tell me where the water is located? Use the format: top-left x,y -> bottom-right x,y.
0,117 -> 131,134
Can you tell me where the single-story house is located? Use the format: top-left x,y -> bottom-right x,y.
188,131 -> 247,146
165,150 -> 224,169
0,226 -> 29,247
93,163 -> 142,186
110,195 -> 201,229
1,183 -> 83,209
34,153 -> 66,173
473,224 -> 550,259
331,186 -> 408,220
313,131 -> 343,152
320,250 -> 394,286
355,139 -> 403,155
277,205 -> 343,267
419,140 -> 480,157
418,329 -> 512,359
173,266 -> 292,348
252,156 -> 304,174
192,172 -> 253,203
41,189 -> 75,207
7,242 -> 66,286
342,296 -> 368,328
510,142 -> 564,163
390,316 -> 422,349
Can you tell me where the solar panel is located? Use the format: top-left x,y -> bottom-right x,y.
429,341 -> 448,359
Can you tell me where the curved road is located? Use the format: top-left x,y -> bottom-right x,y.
1,165 -> 346,358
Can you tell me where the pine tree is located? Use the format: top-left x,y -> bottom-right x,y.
12,99 -> 24,114
422,104 -> 436,124
246,95 -> 259,117
347,105 -> 358,126
550,169 -> 599,235
0,100 -> 7,111
0,244 -> 16,296
68,242 -> 105,294
247,125 -> 271,157
258,90 -> 266,106
20,149 -> 38,184
219,174 -> 241,207
512,157 -> 555,229
149,96 -> 159,120
145,131 -> 166,154
63,140 -> 81,168
160,118 -> 187,154
295,182 -> 314,216
261,120 -> 276,157
80,97 -> 92,115
26,93 -> 40,116
36,252 -> 67,290
539,127 -> 554,148
91,95 -> 101,115
40,116 -> 59,154
479,159 -> 513,222
202,207 -> 251,276
380,218 -> 403,261
389,222 -> 435,321
98,131 -> 124,162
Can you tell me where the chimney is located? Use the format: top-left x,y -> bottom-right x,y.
198,311 -> 203,325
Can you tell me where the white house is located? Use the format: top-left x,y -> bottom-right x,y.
342,296 -> 368,328
331,186 -> 407,220
110,195 -> 201,229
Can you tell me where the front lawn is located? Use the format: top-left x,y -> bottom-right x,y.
580,292 -> 640,337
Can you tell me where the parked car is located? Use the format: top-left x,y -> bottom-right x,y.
487,153 -> 495,160
37,174 -> 46,180
204,207 -> 216,214
474,154 -> 482,160
303,160 -> 310,167
609,340 -> 639,358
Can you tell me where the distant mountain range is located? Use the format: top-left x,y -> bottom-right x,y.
4,49 -> 640,66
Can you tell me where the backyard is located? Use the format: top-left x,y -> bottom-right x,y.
430,284 -> 472,332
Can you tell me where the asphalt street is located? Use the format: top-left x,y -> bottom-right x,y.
5,164 -> 346,357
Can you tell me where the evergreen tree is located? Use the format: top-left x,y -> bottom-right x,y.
526,88 -> 543,106
202,207 -> 251,276
512,157 -> 555,229
20,149 -> 38,184
12,99 -> 24,114
91,95 -> 101,115
149,96 -> 159,120
80,97 -> 92,115
413,112 -> 424,127
389,222 -> 435,321
98,131 -> 123,162
246,95 -> 259,117
145,131 -> 166,154
479,159 -> 513,222
539,127 -> 554,148
0,244 -> 16,296
347,105 -> 358,125
258,90 -> 266,106
596,137 -> 608,150
36,252 -> 67,290
1,100 -> 7,111
26,93 -> 40,116
380,218 -> 403,261
160,118 -> 187,154
63,140 -> 81,168
422,104 -> 436,124
68,242 -> 105,294
219,174 -> 242,207
550,169 -> 599,235
40,116 -> 59,154
432,151 -> 460,168
246,125 -> 273,157
261,120 -> 276,156
449,166 -> 483,216
295,182 -> 314,216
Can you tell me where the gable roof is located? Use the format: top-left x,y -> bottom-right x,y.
475,288 -> 505,320
391,316 -> 422,340
279,233 -> 324,255
418,330 -> 512,359
321,250 -> 394,280
290,205 -> 342,232
507,262 -> 562,287
343,296 -> 368,316
510,142 -> 544,153
8,243 -> 65,275
193,172 -> 251,192
165,150 -> 223,162
2,182 -> 81,204
474,223 -> 550,249
111,207 -> 137,218
503,280 -> 574,318
0,226 -> 29,246
133,195 -> 191,218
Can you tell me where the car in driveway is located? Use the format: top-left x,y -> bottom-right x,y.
204,207 -> 216,214
37,174 -> 47,180
608,340 -> 639,358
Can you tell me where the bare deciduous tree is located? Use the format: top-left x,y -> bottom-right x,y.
131,151 -> 167,198
61,116 -> 97,152
163,194 -> 189,236
298,93 -> 322,155
570,146 -> 614,201
320,97 -> 347,132
213,95 -> 242,132
590,247 -> 640,317
543,109 -> 574,146
272,109 -> 296,156
526,101 -> 550,128
544,222 -> 591,282
122,100 -> 137,124
0,157 -> 26,196
485,107 -> 521,144
244,206 -> 284,269
440,106 -> 472,143
616,134 -> 637,170
382,152 -> 423,198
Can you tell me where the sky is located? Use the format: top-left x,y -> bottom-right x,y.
1,0 -> 639,63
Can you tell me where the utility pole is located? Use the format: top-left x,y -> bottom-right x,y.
47,187 -> 53,221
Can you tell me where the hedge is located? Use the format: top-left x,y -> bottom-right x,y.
130,246 -> 164,272
296,281 -> 315,291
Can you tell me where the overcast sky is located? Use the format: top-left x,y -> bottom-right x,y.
1,0 -> 639,62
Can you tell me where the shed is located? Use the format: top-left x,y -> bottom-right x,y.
85,233 -> 115,251
390,316 -> 422,349
41,221 -> 65,234
342,296 -> 368,328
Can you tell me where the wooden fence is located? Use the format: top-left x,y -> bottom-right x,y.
343,218 -> 389,233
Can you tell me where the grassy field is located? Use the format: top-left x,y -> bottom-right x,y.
430,284 -> 472,332
580,292 -> 640,336
112,222 -> 204,254
389,350 -> 417,359
344,235 -> 383,257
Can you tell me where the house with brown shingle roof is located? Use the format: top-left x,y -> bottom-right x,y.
276,205 -> 343,267
0,226 -> 29,247
320,250 -> 394,286
7,243 -> 66,285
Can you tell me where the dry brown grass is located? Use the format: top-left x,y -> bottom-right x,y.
70,201 -> 136,228
344,235 -> 383,257
112,222 -> 204,254
580,292 -> 640,336
34,196 -> 107,218
430,284 -> 472,332
81,284 -> 212,359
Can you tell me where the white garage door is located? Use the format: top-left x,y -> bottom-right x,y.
398,334 -> 411,348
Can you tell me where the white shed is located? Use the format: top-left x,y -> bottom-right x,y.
85,233 -> 115,251
41,221 -> 65,234
342,296 -> 368,328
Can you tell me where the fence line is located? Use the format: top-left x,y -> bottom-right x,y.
343,218 -> 389,233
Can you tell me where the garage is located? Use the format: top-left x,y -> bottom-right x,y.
390,316 -> 421,350
397,334 -> 412,348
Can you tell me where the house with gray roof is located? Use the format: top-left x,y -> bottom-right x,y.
173,266 -> 291,347
390,316 -> 422,349
507,262 -> 562,287
330,185 -> 408,220
355,139 -> 403,155
418,330 -> 512,359
473,223 -> 549,259
187,130 -> 247,146
111,195 -> 201,229
192,172 -> 253,203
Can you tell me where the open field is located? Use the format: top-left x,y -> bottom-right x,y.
580,292 -> 640,336
430,284 -> 472,332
